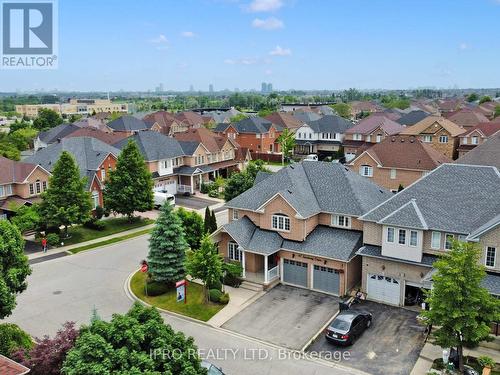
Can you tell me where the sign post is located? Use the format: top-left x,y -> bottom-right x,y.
176,279 -> 187,304
140,260 -> 149,296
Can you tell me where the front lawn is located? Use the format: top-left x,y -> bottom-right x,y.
62,217 -> 154,246
130,271 -> 224,322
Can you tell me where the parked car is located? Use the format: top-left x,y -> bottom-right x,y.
153,191 -> 175,209
201,360 -> 225,375
304,154 -> 318,161
325,311 -> 372,345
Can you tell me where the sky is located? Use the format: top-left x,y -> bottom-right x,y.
1,0 -> 500,92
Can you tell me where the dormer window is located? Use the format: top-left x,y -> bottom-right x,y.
332,215 -> 351,228
272,214 -> 290,232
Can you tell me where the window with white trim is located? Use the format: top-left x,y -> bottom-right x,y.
439,135 -> 448,143
366,135 -> 371,142
471,136 -> 478,145
228,242 -> 242,261
272,214 -> 290,232
42,181 -> 47,191
445,233 -> 454,250
353,134 -> 362,141
398,229 -> 406,245
0,184 -> 12,197
360,165 -> 373,177
387,227 -> 395,243
410,230 -> 418,247
462,137 -> 468,145
232,209 -> 239,220
101,168 -> 106,181
332,215 -> 350,228
376,134 -> 382,143
423,135 -> 432,143
390,169 -> 397,179
485,247 -> 496,268
92,190 -> 99,209
431,231 -> 441,249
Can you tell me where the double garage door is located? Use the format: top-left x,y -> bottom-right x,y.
282,259 -> 340,295
367,274 -> 400,305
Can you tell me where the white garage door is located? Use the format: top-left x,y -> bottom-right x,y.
367,274 -> 400,305
155,180 -> 177,195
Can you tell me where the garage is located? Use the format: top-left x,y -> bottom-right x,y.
283,259 -> 308,287
367,273 -> 401,305
154,180 -> 177,195
312,265 -> 340,295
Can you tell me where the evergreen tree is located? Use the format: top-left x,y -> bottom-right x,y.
210,209 -> 217,233
39,151 -> 92,238
0,220 -> 31,319
104,140 -> 153,221
204,207 -> 211,233
147,203 -> 188,285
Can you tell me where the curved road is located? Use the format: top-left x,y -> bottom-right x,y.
5,235 -> 362,375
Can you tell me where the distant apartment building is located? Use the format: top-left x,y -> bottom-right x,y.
16,99 -> 128,118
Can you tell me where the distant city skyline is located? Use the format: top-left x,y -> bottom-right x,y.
1,0 -> 500,92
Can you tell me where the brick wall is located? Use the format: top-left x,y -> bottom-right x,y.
362,222 -> 382,245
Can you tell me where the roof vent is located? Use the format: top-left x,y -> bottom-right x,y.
391,137 -> 396,142
409,138 -> 414,143
400,138 -> 405,142
287,189 -> 292,194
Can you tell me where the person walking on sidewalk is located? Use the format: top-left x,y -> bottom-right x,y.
41,237 -> 48,253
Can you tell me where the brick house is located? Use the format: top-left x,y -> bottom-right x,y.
212,161 -> 392,294
26,137 -> 119,210
456,121 -> 500,157
343,113 -> 403,161
264,112 -> 304,132
445,107 -> 489,129
358,164 -> 500,306
399,115 -> 465,159
0,156 -> 51,219
107,115 -> 151,135
143,111 -> 189,136
457,132 -> 500,169
348,135 -> 451,192
213,117 -> 283,155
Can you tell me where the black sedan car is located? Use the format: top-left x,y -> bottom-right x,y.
325,310 -> 372,345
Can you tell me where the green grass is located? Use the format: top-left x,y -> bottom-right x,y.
62,217 -> 154,246
264,161 -> 290,167
432,357 -> 500,375
130,271 -> 225,322
69,228 -> 153,254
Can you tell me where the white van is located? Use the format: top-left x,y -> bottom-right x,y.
304,154 -> 318,161
153,191 -> 176,209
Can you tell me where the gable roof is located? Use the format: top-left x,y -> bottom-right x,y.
456,132 -> 500,169
175,111 -> 204,126
396,110 -> 430,126
265,112 -> 304,130
306,115 -> 354,134
143,111 -> 180,133
0,354 -> 30,375
113,131 -> 185,161
0,156 -> 43,185
178,140 -> 202,156
399,115 -> 466,137
378,199 -> 428,230
107,115 -> 149,132
460,121 -> 500,137
291,111 -> 322,123
213,123 -> 232,133
25,137 -> 120,186
65,127 -> 128,145
446,108 -> 489,128
232,117 -> 282,134
38,123 -> 80,144
226,161 -> 391,218
351,136 -> 451,170
345,113 -> 402,135
173,127 -> 229,153
360,164 -> 500,235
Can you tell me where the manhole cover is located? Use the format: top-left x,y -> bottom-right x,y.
52,290 -> 62,295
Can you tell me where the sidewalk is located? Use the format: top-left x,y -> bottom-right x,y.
26,223 -> 155,261
411,340 -> 500,374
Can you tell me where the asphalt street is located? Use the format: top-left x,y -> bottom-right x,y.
4,234 -> 362,375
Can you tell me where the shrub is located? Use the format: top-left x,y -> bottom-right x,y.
94,205 -> 105,220
83,219 -> 105,231
478,356 -> 495,368
0,323 -> 33,357
145,281 -> 170,296
219,293 -> 230,304
208,279 -> 222,291
208,190 -> 219,198
209,289 -> 223,302
200,183 -> 209,194
222,273 -> 241,287
46,233 -> 60,246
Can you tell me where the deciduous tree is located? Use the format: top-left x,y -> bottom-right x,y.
177,207 -> 204,250
104,140 -> 153,221
277,128 -> 295,165
420,241 -> 500,372
147,203 -> 188,285
224,160 -> 270,201
39,151 -> 92,238
0,323 -> 33,357
0,220 -> 31,319
32,108 -> 63,130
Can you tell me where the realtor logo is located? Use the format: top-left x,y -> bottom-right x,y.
1,0 -> 58,69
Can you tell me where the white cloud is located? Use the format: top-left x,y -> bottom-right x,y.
224,57 -> 259,65
459,42 -> 469,50
181,31 -> 196,38
248,0 -> 283,12
269,45 -> 291,56
252,17 -> 284,30
149,34 -> 169,44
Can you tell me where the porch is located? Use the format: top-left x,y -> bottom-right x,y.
227,248 -> 280,285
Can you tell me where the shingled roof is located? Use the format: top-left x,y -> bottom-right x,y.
38,123 -> 80,144
345,113 -> 402,135
396,110 -> 430,126
113,131 -> 185,161
226,161 -> 391,218
399,115 -> 466,137
0,156 -> 42,185
360,164 -> 500,234
232,117 -> 283,133
107,115 -> 149,132
306,115 -> 354,134
446,108 -> 489,128
264,112 -> 304,130
456,132 -> 500,169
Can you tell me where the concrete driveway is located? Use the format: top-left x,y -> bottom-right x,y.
307,301 -> 425,375
222,285 -> 339,350
175,195 -> 218,210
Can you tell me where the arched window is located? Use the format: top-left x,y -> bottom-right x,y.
272,213 -> 290,232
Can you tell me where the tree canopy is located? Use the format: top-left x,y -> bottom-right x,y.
62,302 -> 204,375
420,241 -> 500,372
330,103 -> 351,118
39,151 -> 92,237
276,128 -> 295,164
224,160 -> 270,201
0,220 -> 31,319
32,108 -> 63,130
103,140 -> 153,220
0,323 -> 33,358
177,207 -> 204,250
